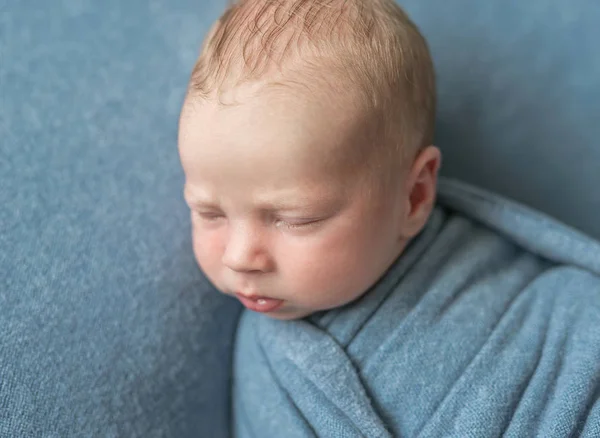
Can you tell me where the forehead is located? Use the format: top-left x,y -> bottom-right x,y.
179,84 -> 370,184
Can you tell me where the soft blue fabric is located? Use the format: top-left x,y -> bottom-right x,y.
233,178 -> 600,437
1,0 -> 241,436
3,0 -> 600,436
398,0 -> 600,241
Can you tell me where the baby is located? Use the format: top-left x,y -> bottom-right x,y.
178,0 -> 440,320
178,3 -> 600,435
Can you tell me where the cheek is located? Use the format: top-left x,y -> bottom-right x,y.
279,220 -> 382,301
192,225 -> 225,273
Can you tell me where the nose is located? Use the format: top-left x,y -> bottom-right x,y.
222,222 -> 272,273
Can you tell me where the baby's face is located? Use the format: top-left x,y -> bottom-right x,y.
178,84 -> 409,319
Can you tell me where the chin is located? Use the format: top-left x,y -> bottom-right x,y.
265,307 -> 314,321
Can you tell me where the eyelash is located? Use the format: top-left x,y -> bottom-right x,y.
275,218 -> 322,230
194,212 -> 226,223
194,212 -> 322,229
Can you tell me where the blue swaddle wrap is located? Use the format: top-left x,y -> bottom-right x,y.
232,178 -> 600,438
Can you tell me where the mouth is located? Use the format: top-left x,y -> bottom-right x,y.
235,293 -> 284,313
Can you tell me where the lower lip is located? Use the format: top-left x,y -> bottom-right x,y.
235,294 -> 284,313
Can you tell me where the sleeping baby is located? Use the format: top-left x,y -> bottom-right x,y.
178,1 -> 600,436
178,0 -> 439,320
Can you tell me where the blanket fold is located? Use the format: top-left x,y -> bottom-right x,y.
233,178 -> 600,438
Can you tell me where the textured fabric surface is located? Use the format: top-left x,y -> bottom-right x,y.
1,0 -> 241,436
398,0 -> 600,240
233,178 -> 600,438
2,0 -> 600,436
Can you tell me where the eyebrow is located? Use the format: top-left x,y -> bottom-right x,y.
183,189 -> 218,208
184,187 -> 344,213
185,198 -> 331,214
253,187 -> 349,214
259,199 -> 337,213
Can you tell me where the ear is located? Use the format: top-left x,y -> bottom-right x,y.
400,146 -> 441,239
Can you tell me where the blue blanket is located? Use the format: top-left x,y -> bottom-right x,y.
232,178 -> 600,437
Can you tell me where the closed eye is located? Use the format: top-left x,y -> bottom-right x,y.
194,211 -> 226,221
275,217 -> 325,230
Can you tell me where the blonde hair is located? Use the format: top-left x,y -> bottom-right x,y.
188,0 -> 435,175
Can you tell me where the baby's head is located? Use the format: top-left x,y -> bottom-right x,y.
178,0 -> 440,320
